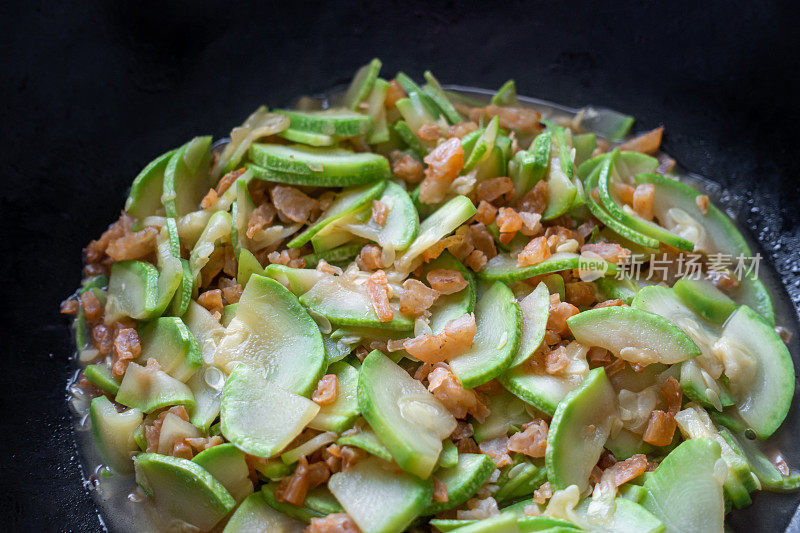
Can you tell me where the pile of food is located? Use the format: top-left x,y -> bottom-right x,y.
62,58 -> 798,533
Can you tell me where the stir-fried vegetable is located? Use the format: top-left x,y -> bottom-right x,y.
62,59 -> 796,533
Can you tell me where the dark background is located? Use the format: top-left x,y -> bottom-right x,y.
1,0 -> 799,530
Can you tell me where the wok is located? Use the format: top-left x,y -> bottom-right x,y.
1,1 -> 799,530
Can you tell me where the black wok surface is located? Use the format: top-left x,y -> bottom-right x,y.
1,1 -> 799,530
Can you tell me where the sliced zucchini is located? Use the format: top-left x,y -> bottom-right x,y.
478,252 -> 618,283
220,363 -> 319,458
473,145 -> 507,182
193,443 -> 253,503
223,491 -> 305,533
84,363 -> 121,396
494,458 -> 546,502
294,488 -> 340,517
186,365 -> 224,431
183,302 -> 225,430
248,143 -> 390,185
613,151 -> 659,181
490,79 -> 518,106
215,274 -> 325,395
323,333 -> 354,365
509,131 -> 550,200
167,258 -> 193,317
641,439 -> 725,533
395,195 -> 477,273
281,431 -> 338,465
304,243 -> 364,268
573,496 -> 665,533
182,300 -> 225,359
442,513 -> 520,532
499,364 -> 582,417
162,136 -> 214,218
572,133 -> 597,167
154,217 -> 185,305
567,306 -> 701,365
422,71 -> 464,124
342,58 -> 382,110
583,155 -> 660,249
605,428 -> 655,461
189,210 -> 232,292
278,127 -> 336,147
717,305 -> 794,438
512,281 -> 549,367
546,367 -> 617,492
365,79 -> 391,144
90,396 -> 142,474
125,148 -> 176,219
299,273 -> 414,331
328,456 -> 433,533
336,425 -> 393,462
254,460 -> 293,482
393,121 -> 428,158
104,260 -> 160,322
134,453 -> 235,531
358,350 -> 457,478
395,93 -> 440,133
673,404 -> 755,509
115,361 -> 195,413
580,107 -> 634,141
619,483 -> 648,504
311,222 -> 359,253
464,116 -> 499,171
473,388 -> 532,443
542,126 -> 577,220
596,155 -> 693,251
308,361 -> 360,433
137,317 -> 202,382
221,303 -> 238,327
672,277 -> 737,325
340,181 -> 419,251
719,428 -> 800,492
631,285 -> 729,408
275,108 -> 373,137
730,277 -> 775,326
438,439 -> 459,468
212,107 -> 290,178
635,172 -> 749,259
595,275 -> 640,305
157,411 -> 200,455
449,281 -> 521,389
263,264 -> 326,296
288,180 -> 386,248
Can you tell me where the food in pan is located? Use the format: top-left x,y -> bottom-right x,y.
62,58 -> 797,532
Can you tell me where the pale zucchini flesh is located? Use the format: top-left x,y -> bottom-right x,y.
512,281 -> 549,367
718,305 -> 794,439
641,439 -> 725,533
358,350 -> 456,478
546,367 -> 617,492
215,274 -> 326,396
328,456 -> 433,533
449,281 -> 521,389
134,452 -> 236,531
567,306 -> 701,365
90,396 -> 142,474
220,363 -> 319,458
223,491 -> 305,533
